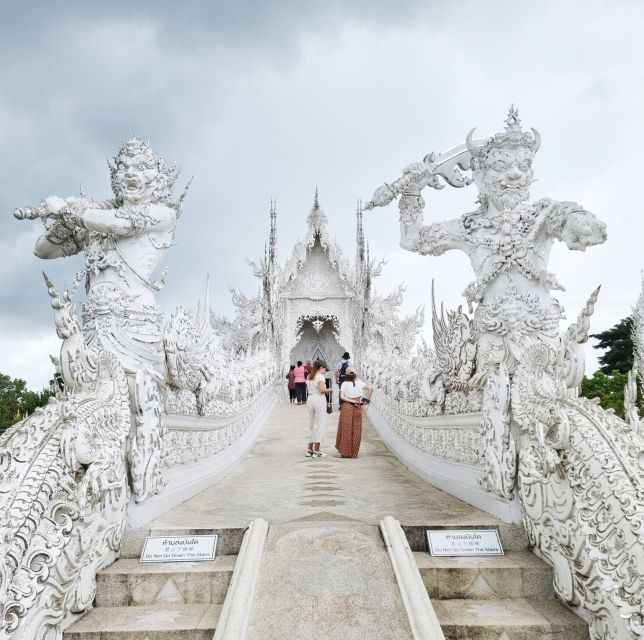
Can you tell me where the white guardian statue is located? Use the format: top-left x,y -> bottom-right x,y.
15,138 -> 187,503
366,107 -> 607,499
15,137 -> 184,381
367,106 -> 607,379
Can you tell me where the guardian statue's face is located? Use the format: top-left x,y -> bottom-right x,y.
110,138 -> 175,205
481,147 -> 533,212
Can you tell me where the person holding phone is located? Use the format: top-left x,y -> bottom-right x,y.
305,361 -> 333,458
336,368 -> 373,458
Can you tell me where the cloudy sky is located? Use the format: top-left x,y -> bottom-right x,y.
2,0 -> 643,389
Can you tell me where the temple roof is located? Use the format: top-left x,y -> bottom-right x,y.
280,191 -> 355,298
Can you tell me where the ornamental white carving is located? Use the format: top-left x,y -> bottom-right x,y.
365,108 -> 644,639
0,281 -> 131,640
512,344 -> 644,639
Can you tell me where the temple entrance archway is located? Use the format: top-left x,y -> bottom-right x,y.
289,316 -> 345,367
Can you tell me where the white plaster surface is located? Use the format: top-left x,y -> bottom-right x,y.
150,403 -> 515,530
368,404 -> 523,523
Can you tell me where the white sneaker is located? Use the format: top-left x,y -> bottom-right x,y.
305,450 -> 314,457
312,451 -> 327,458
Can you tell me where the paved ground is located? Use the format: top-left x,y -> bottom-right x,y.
146,404 -> 552,640
151,403 -> 504,530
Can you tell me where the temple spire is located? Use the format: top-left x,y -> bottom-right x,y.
269,198 -> 277,269
356,199 -> 365,263
307,187 -> 327,234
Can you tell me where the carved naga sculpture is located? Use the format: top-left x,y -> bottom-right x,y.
0,279 -> 131,640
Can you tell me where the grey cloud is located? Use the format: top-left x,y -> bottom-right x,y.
2,0 -> 644,387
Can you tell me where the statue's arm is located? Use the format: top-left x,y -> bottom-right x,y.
34,220 -> 88,259
81,204 -> 176,236
542,199 -> 607,251
404,217 -> 466,256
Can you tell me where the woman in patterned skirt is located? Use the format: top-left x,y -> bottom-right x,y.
336,368 -> 373,458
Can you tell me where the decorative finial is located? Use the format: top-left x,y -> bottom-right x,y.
505,104 -> 521,130
314,187 -> 319,209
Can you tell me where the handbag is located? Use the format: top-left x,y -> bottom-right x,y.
326,398 -> 333,414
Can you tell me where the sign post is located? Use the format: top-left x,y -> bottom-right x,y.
426,529 -> 503,557
140,534 -> 218,563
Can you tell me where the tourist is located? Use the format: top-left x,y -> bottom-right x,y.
293,361 -> 307,405
306,360 -> 333,458
336,368 -> 373,458
286,365 -> 296,403
303,360 -> 313,401
334,351 -> 351,407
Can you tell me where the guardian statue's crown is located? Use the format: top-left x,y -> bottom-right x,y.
467,106 -> 541,169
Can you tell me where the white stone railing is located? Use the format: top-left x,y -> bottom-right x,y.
513,344 -> 644,640
165,383 -> 279,467
128,381 -> 283,527
0,351 -> 132,640
368,390 -> 524,523
372,391 -> 482,466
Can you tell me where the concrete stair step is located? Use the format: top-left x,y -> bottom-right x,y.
414,551 -> 554,600
434,598 -> 589,640
63,603 -> 221,640
95,556 -> 236,607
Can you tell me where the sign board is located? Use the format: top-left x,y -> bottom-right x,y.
140,534 -> 218,563
426,529 -> 503,557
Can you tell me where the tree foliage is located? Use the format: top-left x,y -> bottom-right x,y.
579,369 -> 631,418
0,373 -> 52,430
590,317 -> 634,374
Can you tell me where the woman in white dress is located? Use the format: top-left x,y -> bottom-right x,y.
306,361 -> 333,458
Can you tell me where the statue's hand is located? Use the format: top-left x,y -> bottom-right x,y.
564,211 -> 607,250
402,161 -> 433,191
44,196 -> 68,215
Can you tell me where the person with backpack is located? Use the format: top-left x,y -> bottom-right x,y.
334,352 -> 350,407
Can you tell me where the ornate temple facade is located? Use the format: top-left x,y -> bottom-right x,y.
232,191 -> 383,371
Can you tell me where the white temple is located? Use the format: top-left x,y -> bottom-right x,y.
1,111 -> 643,640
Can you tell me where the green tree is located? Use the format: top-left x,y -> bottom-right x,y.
0,373 -> 51,431
590,317 -> 633,374
579,369 -> 633,418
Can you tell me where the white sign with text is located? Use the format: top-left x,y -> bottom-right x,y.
140,534 -> 218,563
427,529 -> 503,556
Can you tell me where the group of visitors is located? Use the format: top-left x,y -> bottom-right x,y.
287,351 -> 373,459
286,360 -> 312,404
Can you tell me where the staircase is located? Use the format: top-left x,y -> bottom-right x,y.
63,528 -> 244,640
61,407 -> 592,639
410,529 -> 589,639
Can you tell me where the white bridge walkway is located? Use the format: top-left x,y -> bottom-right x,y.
152,403 -> 515,638
140,404 -> 587,640
66,403 -> 589,639
151,403 -> 504,531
